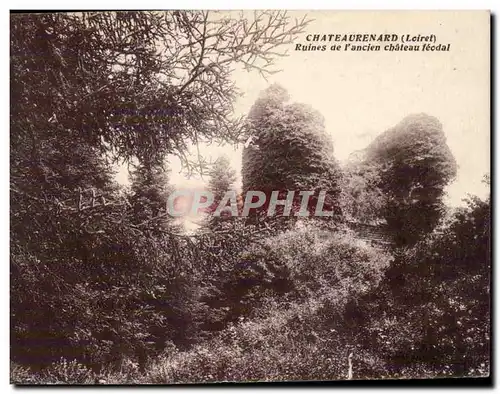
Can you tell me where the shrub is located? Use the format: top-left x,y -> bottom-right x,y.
10,362 -> 37,385
11,225 -> 201,370
39,358 -> 95,384
353,192 -> 490,378
144,224 -> 392,383
144,298 -> 389,383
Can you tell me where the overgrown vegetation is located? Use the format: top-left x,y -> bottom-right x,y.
11,11 -> 489,384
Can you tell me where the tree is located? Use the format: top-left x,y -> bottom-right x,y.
340,160 -> 385,224
385,192 -> 488,377
344,175 -> 490,378
11,11 -> 309,169
207,156 -> 237,204
205,155 -> 238,229
128,161 -> 177,233
241,84 -> 342,223
363,113 -> 457,246
11,11 -> 309,370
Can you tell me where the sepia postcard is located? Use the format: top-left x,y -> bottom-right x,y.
10,10 -> 491,384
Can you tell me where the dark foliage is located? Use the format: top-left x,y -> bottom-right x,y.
11,11 -> 309,372
242,84 -> 343,223
346,188 -> 490,378
361,114 -> 457,246
10,11 -> 489,384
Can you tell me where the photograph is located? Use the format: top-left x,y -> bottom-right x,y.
10,10 -> 491,384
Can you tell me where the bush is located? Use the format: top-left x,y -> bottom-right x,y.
10,362 -> 37,385
221,224 -> 390,317
144,298 -> 389,383
40,359 -> 95,384
352,193 -> 490,377
11,221 -> 201,370
142,224 -> 392,383
11,359 -> 95,385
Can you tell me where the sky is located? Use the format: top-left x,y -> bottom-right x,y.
115,11 -> 490,223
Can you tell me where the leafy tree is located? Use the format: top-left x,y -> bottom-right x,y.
207,156 -> 237,204
205,155 -> 238,229
242,84 -> 342,223
347,180 -> 490,378
363,113 -> 457,246
10,135 -> 198,368
11,11 -> 308,370
11,11 -> 309,168
128,161 -> 177,234
340,160 -> 385,224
